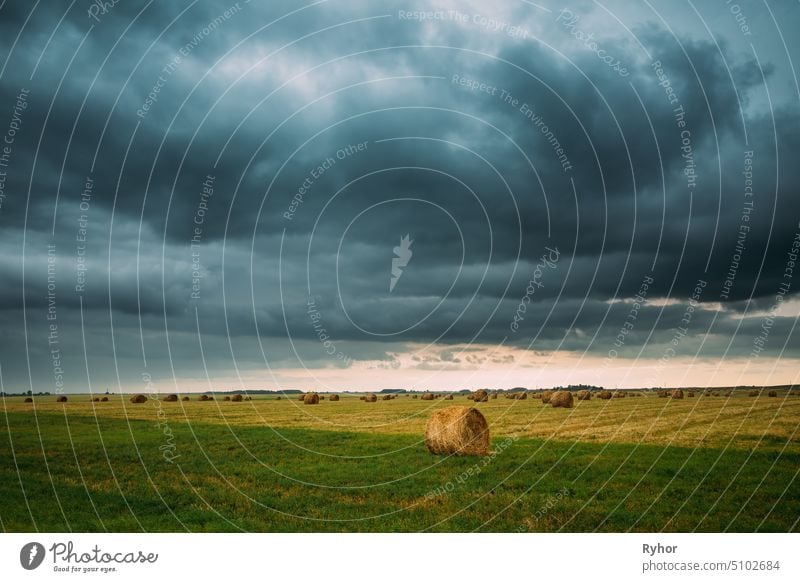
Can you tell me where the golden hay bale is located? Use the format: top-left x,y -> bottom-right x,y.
550,390 -> 574,408
24,397 -> 33,403
101,396 -> 109,402
364,393 -> 377,402
92,397 -> 100,402
208,396 -> 214,401
223,396 -> 231,401
329,394 -> 340,401
516,392 -> 528,400
491,392 -> 498,399
425,406 -> 490,456
304,393 -> 320,404
671,389 -> 684,399
658,391 -> 668,398
382,394 -> 392,400
597,391 -> 613,400
473,389 -> 489,402
412,395 -> 418,399
444,394 -> 453,400
613,391 -> 626,398
231,394 -> 243,402
56,395 -> 68,402
198,394 -> 210,401
540,391 -> 553,404
298,395 -> 306,401
421,393 -> 434,401
577,390 -> 591,401
768,390 -> 777,397
182,396 -> 190,401
163,394 -> 178,402
359,395 -> 366,401
129,394 -> 146,404
245,396 -> 252,401
319,395 -> 325,400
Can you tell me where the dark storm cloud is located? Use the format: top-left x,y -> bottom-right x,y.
0,0 -> 798,390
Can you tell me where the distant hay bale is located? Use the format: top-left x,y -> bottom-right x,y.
577,390 -> 591,401
56,395 -> 68,402
444,394 -> 453,400
298,395 -> 306,401
550,390 -> 574,409
658,391 -> 668,398
412,395 -> 418,399
725,392 -> 732,397
303,393 -> 320,405
359,395 -> 366,401
613,391 -> 626,398
516,392 -> 528,400
319,395 -> 325,400
163,394 -> 178,402
541,392 -> 553,404
198,394 -> 210,401
24,397 -> 33,403
748,390 -> 759,397
231,394 -> 243,402
425,406 -> 490,456
597,391 -> 613,400
329,394 -> 340,401
472,389 -> 488,402
364,393 -> 377,402
92,397 -> 100,402
101,397 -> 109,402
712,392 -> 720,397
768,390 -> 777,397
687,392 -> 695,398
491,392 -> 498,399
129,394 -> 146,404
382,394 -> 392,400
223,396 -> 231,401
182,396 -> 189,401
671,389 -> 684,399
245,396 -> 252,401
421,393 -> 434,401
207,396 -> 214,401
276,396 -> 282,400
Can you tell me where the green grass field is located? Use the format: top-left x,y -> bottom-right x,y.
1,392 -> 798,532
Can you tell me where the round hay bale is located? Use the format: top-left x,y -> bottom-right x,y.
425,406 -> 490,456
245,396 -> 252,401
129,394 -> 146,404
276,396 -> 282,400
768,390 -> 777,397
319,395 -> 325,400
382,394 -> 392,400
412,395 -> 418,399
576,390 -> 591,401
748,390 -> 759,397
613,391 -> 626,398
207,396 -> 214,401
444,394 -> 453,400
540,392 -> 553,404
550,390 -> 574,408
725,392 -> 732,397
597,391 -> 613,400
101,396 -> 109,402
712,392 -> 720,397
56,395 -> 68,402
198,394 -> 210,401
671,389 -> 684,399
473,389 -> 489,402
687,392 -> 695,398
298,395 -> 306,401
182,396 -> 190,401
516,392 -> 528,400
364,393 -> 377,403
24,397 -> 33,403
658,391 -> 668,398
231,394 -> 243,402
421,393 -> 434,401
223,396 -> 231,401
92,397 -> 100,402
329,394 -> 340,401
163,394 -> 178,402
303,393 -> 320,405
491,392 -> 498,399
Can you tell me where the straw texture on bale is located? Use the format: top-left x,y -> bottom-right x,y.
163,394 -> 178,402
577,390 -> 591,401
472,389 -> 488,402
130,394 -> 146,404
425,406 -> 490,456
329,394 -> 340,401
421,393 -> 434,401
540,392 -> 553,404
231,394 -> 243,402
550,390 -> 574,408
303,393 -> 320,404
671,389 -> 684,399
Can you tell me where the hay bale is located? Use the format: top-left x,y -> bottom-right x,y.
613,391 -> 626,398
319,395 -> 325,400
576,390 -> 591,401
540,392 -> 553,404
444,394 -> 453,400
207,396 -> 214,401
101,397 -> 109,402
363,393 -> 377,402
129,394 -> 146,404
748,390 -> 759,397
163,394 -> 178,402
425,406 -> 490,456
550,390 -> 574,408
421,393 -> 434,401
472,389 -> 489,402
304,393 -> 320,405
231,394 -> 243,402
245,396 -> 252,401
597,391 -> 613,400
671,389 -> 684,399
412,395 -> 418,399
92,397 -> 100,402
329,394 -> 340,401
712,392 -> 720,397
687,392 -> 695,398
658,391 -> 668,398
24,397 -> 33,403
768,390 -> 777,397
516,392 -> 528,400
198,394 -> 210,401
223,396 -> 231,401
491,393 -> 498,399
298,395 -> 306,401
182,396 -> 190,401
276,396 -> 282,400
382,394 -> 392,400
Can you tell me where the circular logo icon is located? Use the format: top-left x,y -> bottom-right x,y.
20,542 -> 45,570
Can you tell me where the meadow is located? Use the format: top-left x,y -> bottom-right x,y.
1,390 -> 798,532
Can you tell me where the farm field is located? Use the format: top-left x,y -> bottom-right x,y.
1,391 -> 799,532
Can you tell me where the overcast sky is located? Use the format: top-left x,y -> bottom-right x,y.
0,0 -> 798,393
